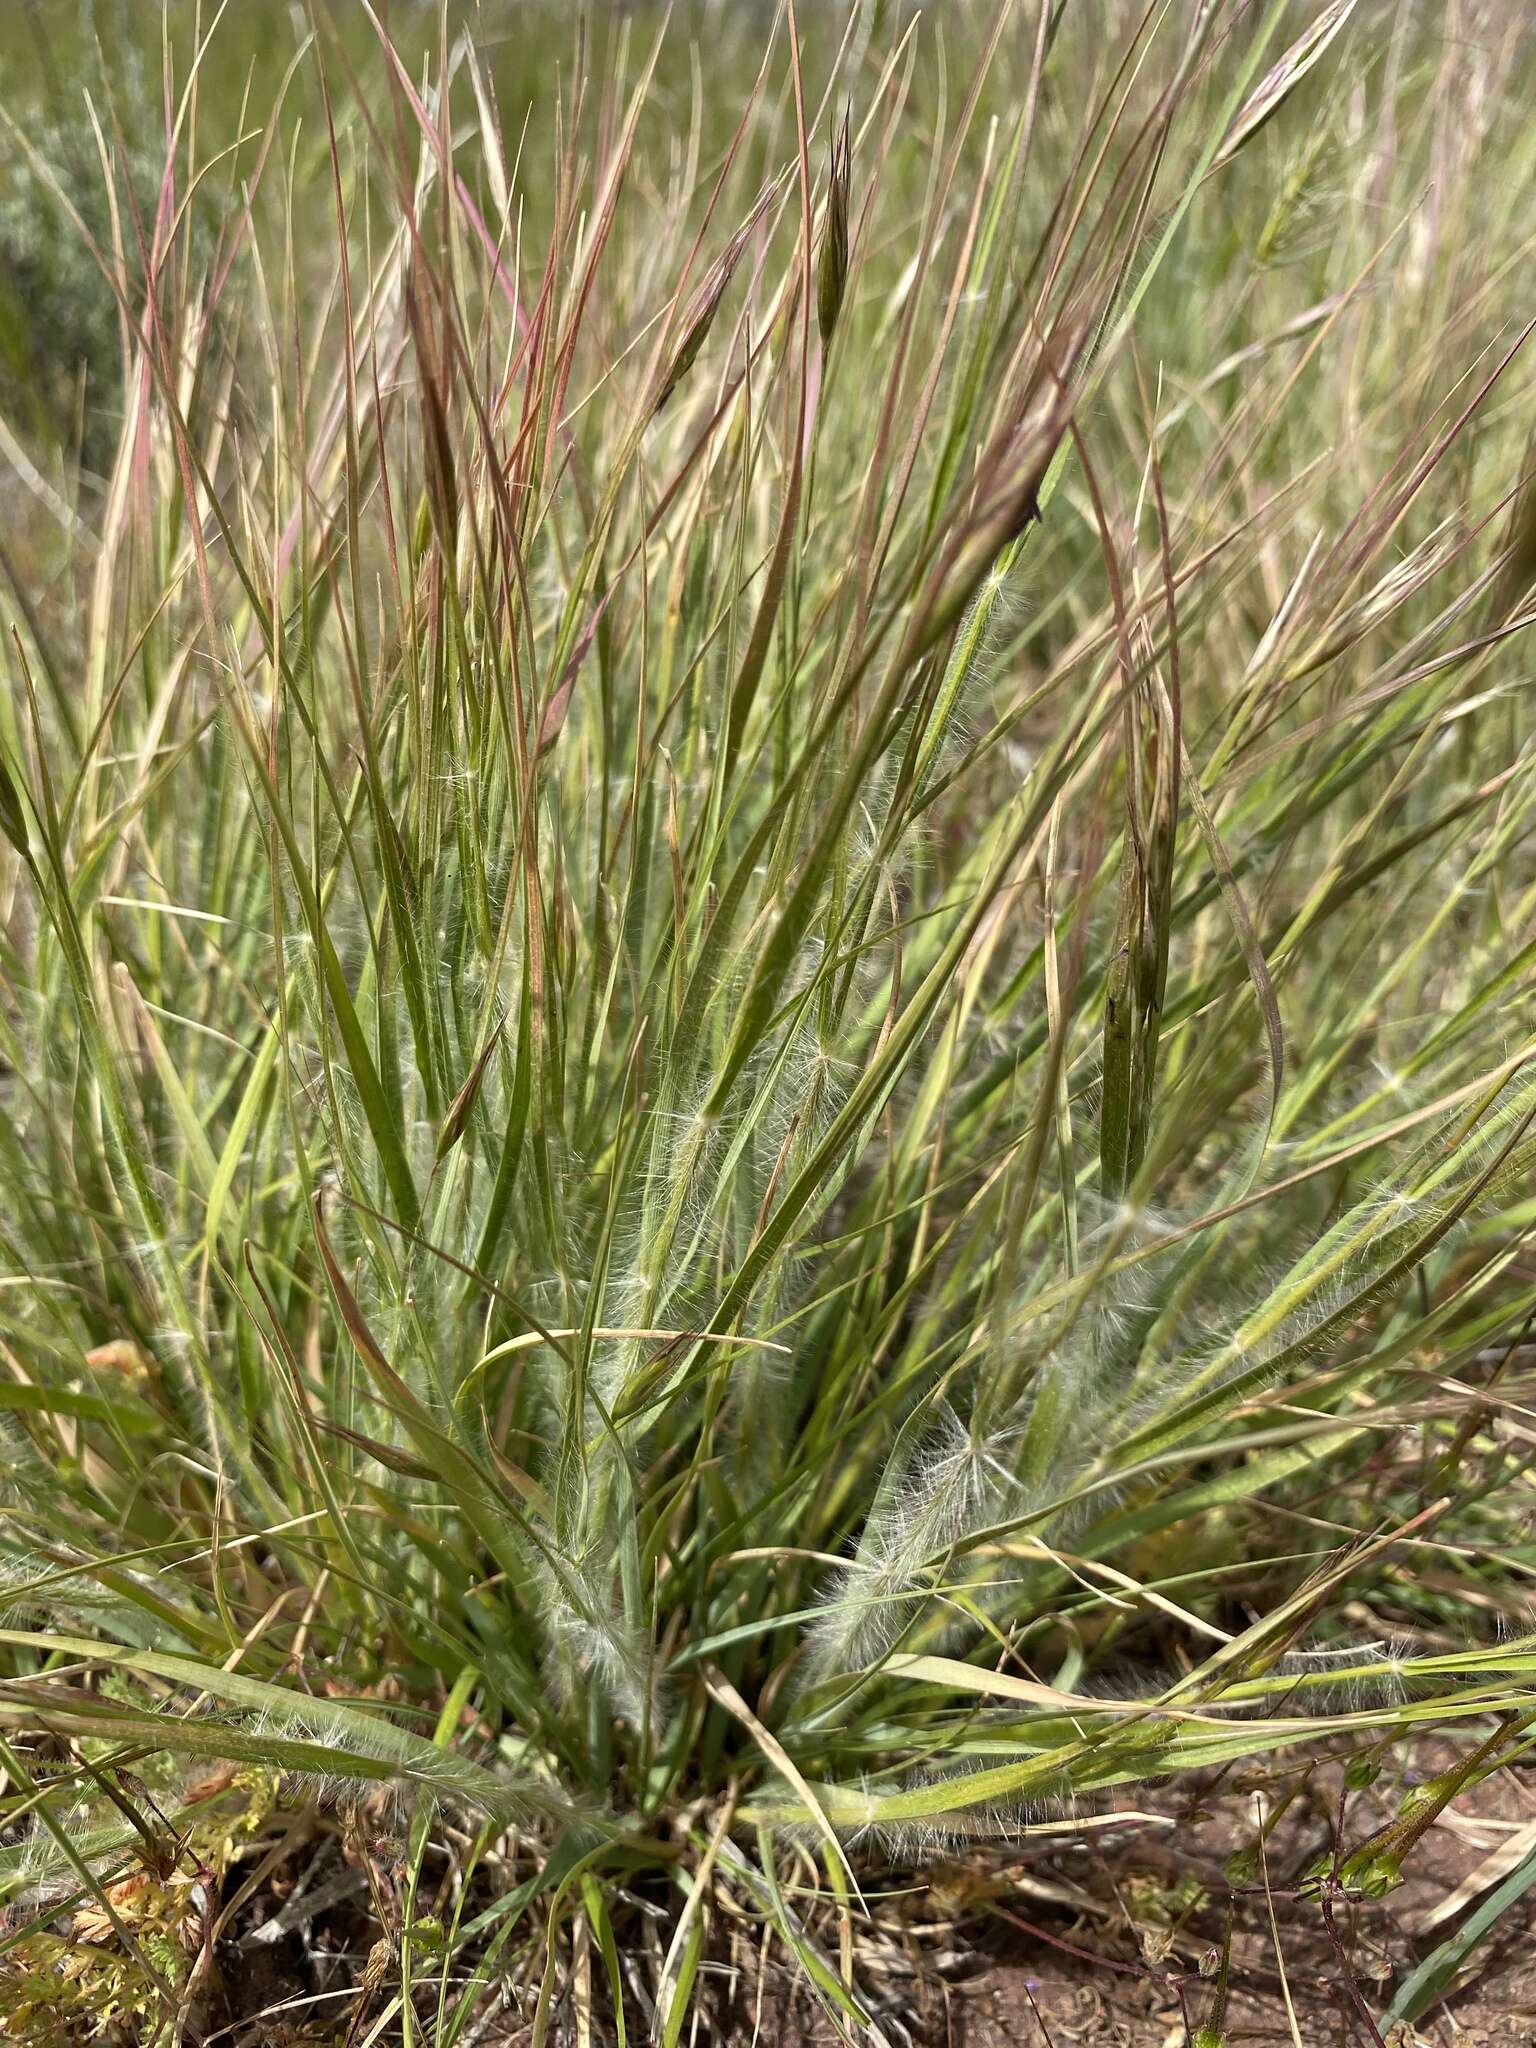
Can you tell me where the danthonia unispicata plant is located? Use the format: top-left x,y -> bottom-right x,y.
2,0 -> 1536,2037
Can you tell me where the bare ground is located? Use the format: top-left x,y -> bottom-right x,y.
10,1737 -> 1535,2043
738,1742 -> 1536,2048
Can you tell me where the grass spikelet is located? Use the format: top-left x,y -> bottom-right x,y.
817,109 -> 851,352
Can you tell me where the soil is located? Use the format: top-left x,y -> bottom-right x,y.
763,1742 -> 1536,2048
13,1738 -> 1535,2044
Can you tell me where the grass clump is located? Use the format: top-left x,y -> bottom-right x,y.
1,0 -> 1536,2038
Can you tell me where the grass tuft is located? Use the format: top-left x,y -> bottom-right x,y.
2,0 -> 1535,2037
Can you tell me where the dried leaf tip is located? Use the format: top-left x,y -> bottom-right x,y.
817,110 -> 851,352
